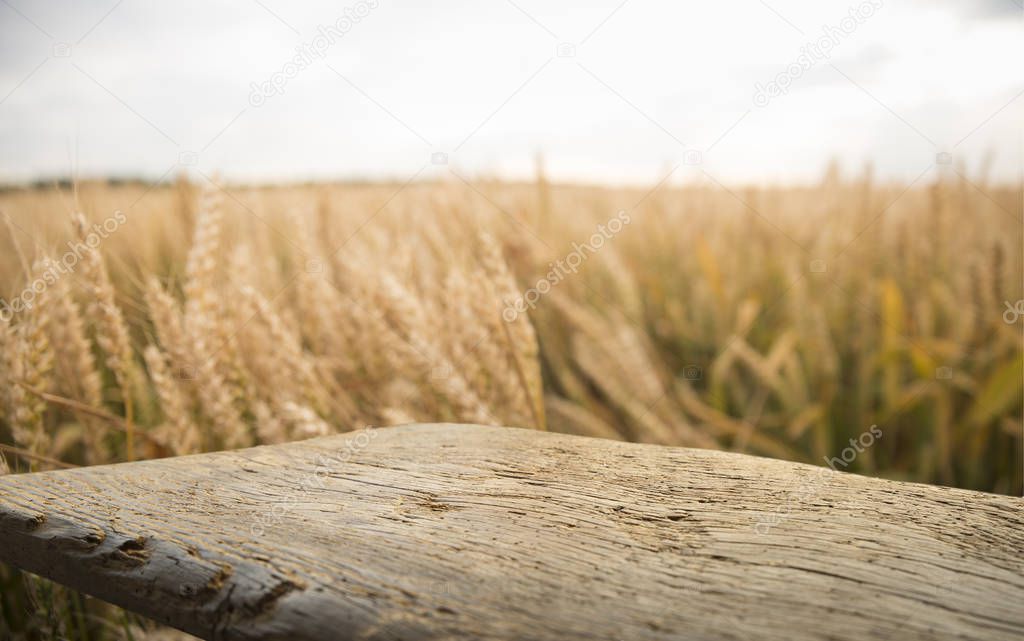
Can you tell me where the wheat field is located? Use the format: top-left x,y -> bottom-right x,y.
0,170 -> 1021,637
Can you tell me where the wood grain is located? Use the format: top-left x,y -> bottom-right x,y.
0,423 -> 1021,640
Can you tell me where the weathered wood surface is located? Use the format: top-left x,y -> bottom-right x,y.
0,424 -> 1021,641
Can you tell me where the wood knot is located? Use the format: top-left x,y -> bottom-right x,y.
24,513 -> 46,530
110,536 -> 150,566
178,563 -> 233,602
80,530 -> 105,548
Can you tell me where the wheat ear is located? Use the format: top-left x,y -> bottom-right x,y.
479,232 -> 545,429
73,212 -> 136,460
377,273 -> 494,425
182,187 -> 250,449
8,263 -> 55,458
143,345 -> 200,455
48,275 -> 107,462
144,277 -> 190,371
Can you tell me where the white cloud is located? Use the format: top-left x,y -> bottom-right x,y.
0,0 -> 1020,184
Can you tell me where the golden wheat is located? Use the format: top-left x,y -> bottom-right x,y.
0,173 -> 1018,495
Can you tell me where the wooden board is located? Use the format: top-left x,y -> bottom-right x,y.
0,423 -> 1021,640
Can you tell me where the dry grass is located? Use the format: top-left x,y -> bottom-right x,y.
0,169 -> 1021,637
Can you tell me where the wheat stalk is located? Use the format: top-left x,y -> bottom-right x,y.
7,264 -> 54,458
48,275 -> 108,462
180,186 -> 251,449
73,212 -> 136,460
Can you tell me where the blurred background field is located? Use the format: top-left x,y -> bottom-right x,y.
1,169 -> 1020,492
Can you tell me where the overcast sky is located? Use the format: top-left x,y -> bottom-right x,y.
0,0 -> 1020,185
